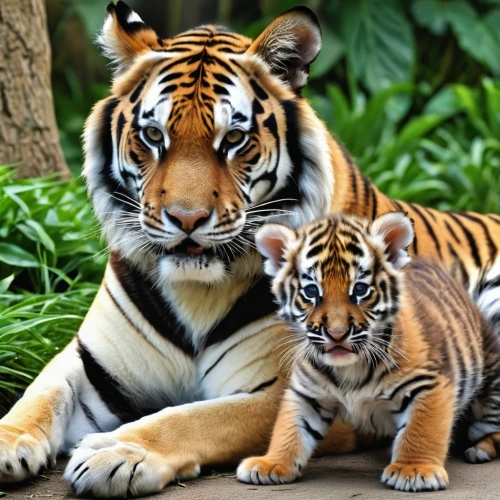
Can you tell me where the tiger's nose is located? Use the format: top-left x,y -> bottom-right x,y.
165,208 -> 210,234
326,326 -> 351,342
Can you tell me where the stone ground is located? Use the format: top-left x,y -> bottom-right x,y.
2,450 -> 498,500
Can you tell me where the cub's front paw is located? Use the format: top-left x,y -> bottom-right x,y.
382,462 -> 448,492
237,456 -> 300,485
0,424 -> 52,483
64,432 -> 200,498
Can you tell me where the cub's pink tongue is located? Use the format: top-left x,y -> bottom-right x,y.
186,244 -> 203,255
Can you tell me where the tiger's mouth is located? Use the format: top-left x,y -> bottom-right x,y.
152,238 -> 216,257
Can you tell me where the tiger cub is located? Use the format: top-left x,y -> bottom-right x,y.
237,212 -> 500,492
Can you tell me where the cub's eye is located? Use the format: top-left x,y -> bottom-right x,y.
353,282 -> 369,296
145,126 -> 163,144
225,129 -> 244,144
304,284 -> 319,299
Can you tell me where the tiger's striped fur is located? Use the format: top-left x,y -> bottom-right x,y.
238,213 -> 500,491
0,1 -> 499,496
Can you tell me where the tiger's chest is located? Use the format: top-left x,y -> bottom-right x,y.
333,388 -> 398,438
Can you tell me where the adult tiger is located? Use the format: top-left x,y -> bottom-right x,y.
0,1 -> 498,497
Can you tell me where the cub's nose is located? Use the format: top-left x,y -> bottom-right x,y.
164,208 -> 210,234
326,326 -> 351,342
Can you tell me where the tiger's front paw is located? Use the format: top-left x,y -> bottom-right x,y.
64,432 -> 200,498
382,462 -> 448,492
237,456 -> 300,485
0,424 -> 52,484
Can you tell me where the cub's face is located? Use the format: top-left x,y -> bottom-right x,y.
84,2 -> 330,284
255,213 -> 414,367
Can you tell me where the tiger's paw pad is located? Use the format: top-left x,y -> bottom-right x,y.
381,463 -> 448,492
237,456 -> 300,485
0,425 -> 52,484
64,433 -> 184,498
465,444 -> 496,464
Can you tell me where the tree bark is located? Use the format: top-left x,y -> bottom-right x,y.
0,0 -> 70,179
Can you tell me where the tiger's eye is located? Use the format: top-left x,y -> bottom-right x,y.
353,282 -> 369,296
225,129 -> 244,144
304,284 -> 319,299
145,126 -> 163,143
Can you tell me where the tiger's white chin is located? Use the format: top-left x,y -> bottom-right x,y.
157,254 -> 228,284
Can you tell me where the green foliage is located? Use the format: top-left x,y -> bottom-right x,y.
253,0 -> 500,93
0,166 -> 105,413
412,0 -> 500,76
53,70 -> 109,176
308,77 -> 500,213
339,0 -> 415,94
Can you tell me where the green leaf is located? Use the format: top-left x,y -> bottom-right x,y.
17,220 -> 56,253
0,275 -> 15,294
411,0 -> 449,35
340,0 -> 415,94
482,78 -> 500,138
423,86 -> 462,116
446,2 -> 500,76
0,243 -> 39,268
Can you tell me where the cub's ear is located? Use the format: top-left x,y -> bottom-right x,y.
98,1 -> 160,74
370,212 -> 414,270
247,6 -> 321,91
255,223 -> 296,277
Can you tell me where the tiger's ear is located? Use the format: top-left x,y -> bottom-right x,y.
370,212 -> 414,270
255,223 -> 296,277
98,2 -> 160,74
247,7 -> 321,91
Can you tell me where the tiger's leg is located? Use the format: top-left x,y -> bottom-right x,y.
465,345 -> 500,464
0,340 -> 102,483
465,433 -> 500,463
64,383 -> 285,497
382,378 -> 454,492
237,371 -> 337,486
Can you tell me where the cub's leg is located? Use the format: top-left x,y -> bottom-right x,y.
382,378 -> 454,492
0,340 -> 96,483
465,348 -> 500,464
237,380 -> 336,485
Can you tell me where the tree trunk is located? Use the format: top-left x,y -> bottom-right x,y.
0,0 -> 70,179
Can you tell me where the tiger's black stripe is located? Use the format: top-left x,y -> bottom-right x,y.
256,100 -> 304,213
204,276 -> 277,348
458,212 -> 497,263
300,418 -> 323,441
388,374 -> 436,400
391,383 -> 438,415
249,377 -> 279,394
77,338 -> 162,422
110,253 -> 195,357
104,283 -> 165,356
448,212 -> 482,268
79,396 -> 103,432
409,203 -> 442,259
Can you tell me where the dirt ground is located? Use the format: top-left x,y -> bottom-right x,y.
1,449 -> 499,500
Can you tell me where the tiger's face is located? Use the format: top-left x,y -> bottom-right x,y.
255,212 -> 414,367
85,2 -> 333,284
